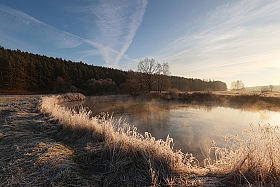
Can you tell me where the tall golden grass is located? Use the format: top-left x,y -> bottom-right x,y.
40,93 -> 280,186
206,123 -> 280,186
40,94 -> 204,186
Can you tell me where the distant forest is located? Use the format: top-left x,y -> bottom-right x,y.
0,46 -> 227,95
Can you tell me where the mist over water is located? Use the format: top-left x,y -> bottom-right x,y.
64,95 -> 280,162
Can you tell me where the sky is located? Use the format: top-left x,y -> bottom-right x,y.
0,0 -> 280,88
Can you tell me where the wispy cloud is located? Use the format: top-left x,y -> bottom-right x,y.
0,3 -> 84,49
0,1 -> 147,68
153,0 -> 280,81
80,0 -> 148,67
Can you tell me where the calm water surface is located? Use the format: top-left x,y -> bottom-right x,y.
65,95 -> 280,161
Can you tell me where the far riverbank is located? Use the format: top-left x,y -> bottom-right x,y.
137,91 -> 280,111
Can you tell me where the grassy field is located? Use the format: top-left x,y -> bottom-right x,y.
1,92 -> 280,186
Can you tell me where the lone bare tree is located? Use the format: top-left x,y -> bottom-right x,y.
230,80 -> 245,91
137,58 -> 159,92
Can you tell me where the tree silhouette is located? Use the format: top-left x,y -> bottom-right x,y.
231,80 -> 245,91
155,62 -> 171,92
137,58 -> 159,92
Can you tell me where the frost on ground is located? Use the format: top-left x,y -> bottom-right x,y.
0,95 -> 94,186
0,95 -> 217,186
2,93 -> 280,186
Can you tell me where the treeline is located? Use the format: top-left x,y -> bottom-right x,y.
170,76 -> 227,92
0,46 -> 127,94
0,46 -> 227,95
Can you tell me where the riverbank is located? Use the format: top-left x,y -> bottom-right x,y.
0,95 -> 206,186
1,93 -> 280,186
139,91 -> 280,111
0,95 -> 105,186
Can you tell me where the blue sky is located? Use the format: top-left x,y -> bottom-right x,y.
1,0 -> 280,87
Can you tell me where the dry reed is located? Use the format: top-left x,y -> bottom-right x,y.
205,123 -> 280,186
40,93 -> 280,186
40,94 -> 206,186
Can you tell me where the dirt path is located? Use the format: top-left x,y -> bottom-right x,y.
0,96 -> 100,186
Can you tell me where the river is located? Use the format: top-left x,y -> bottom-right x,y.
64,95 -> 280,162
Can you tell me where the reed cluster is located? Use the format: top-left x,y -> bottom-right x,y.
205,123 -> 280,186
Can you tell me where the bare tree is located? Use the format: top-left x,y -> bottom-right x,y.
137,58 -> 159,92
155,62 -> 171,92
269,85 -> 274,92
231,80 -> 245,91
